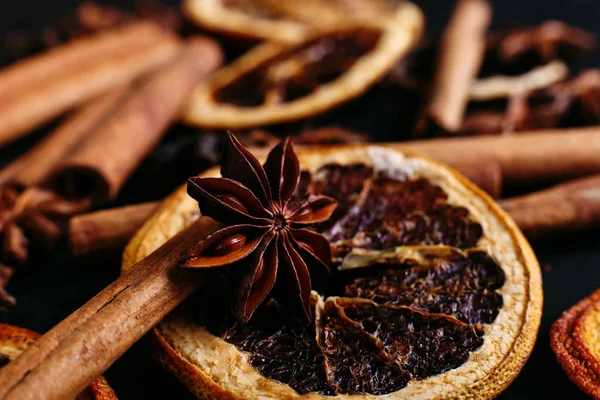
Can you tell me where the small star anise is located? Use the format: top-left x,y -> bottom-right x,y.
181,132 -> 337,323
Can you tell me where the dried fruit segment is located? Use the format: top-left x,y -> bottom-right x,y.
222,301 -> 332,395
319,300 -> 410,395
311,164 -> 374,229
336,299 -> 483,379
344,250 -> 505,325
325,175 -> 483,261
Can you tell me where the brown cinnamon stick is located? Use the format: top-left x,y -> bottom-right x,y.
415,0 -> 491,135
0,87 -> 129,187
453,161 -> 502,198
501,174 -> 600,239
68,202 -> 158,257
0,24 -> 179,146
49,37 -> 223,205
0,217 -> 220,400
395,126 -> 600,186
0,23 -> 167,99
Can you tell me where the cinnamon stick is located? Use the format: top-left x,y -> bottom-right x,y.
0,87 -> 129,187
68,202 -> 158,257
453,161 -> 502,198
0,24 -> 179,146
501,174 -> 600,239
0,23 -> 167,99
415,0 -> 491,135
49,37 -> 223,205
395,126 -> 600,186
0,217 -> 220,400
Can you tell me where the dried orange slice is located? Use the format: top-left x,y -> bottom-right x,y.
123,144 -> 542,399
551,290 -> 600,398
182,4 -> 423,129
182,0 -> 402,43
0,323 -> 117,400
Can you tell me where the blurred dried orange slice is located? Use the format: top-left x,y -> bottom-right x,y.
0,323 -> 117,400
182,0 -> 403,42
183,3 -> 423,129
551,290 -> 600,399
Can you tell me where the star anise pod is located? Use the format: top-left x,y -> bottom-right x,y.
181,132 -> 337,323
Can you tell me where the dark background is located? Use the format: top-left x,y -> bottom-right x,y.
1,1 -> 600,399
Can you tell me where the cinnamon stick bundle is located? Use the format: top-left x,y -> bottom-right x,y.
0,87 -> 130,187
415,0 -> 492,135
0,22 -> 179,146
501,174 -> 600,239
0,217 -> 220,400
0,37 -> 223,265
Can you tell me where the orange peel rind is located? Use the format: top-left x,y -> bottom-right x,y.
551,289 -> 600,399
183,3 -> 423,129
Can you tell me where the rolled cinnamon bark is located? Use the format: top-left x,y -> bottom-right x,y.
501,174 -> 600,239
0,217 -> 220,400
0,23 -> 167,99
49,37 -> 223,205
69,202 -> 159,257
415,0 -> 491,135
395,126 -> 600,186
0,25 -> 179,146
0,87 -> 129,187
452,161 -> 502,198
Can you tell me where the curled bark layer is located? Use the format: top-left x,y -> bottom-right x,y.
414,0 -> 491,135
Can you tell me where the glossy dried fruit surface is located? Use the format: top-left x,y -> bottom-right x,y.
222,301 -> 332,395
334,300 -> 483,380
301,165 -> 484,264
321,301 -> 411,395
204,162 -> 505,395
344,250 -> 505,325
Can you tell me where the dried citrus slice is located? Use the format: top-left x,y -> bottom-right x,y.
0,323 -> 117,400
551,290 -> 600,398
182,0 -> 402,43
182,4 -> 423,129
123,144 -> 542,399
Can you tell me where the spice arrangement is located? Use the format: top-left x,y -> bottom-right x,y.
0,0 -> 599,399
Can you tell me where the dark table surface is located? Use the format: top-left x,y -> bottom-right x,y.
1,0 -> 600,399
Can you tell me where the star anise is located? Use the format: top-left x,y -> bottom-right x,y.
181,133 -> 338,323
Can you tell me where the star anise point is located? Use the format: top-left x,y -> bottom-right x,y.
181,132 -> 337,323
